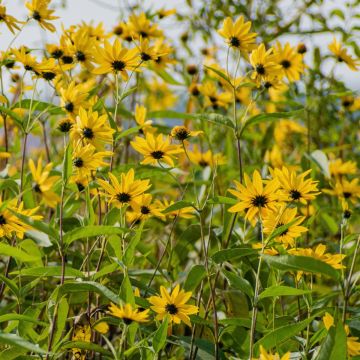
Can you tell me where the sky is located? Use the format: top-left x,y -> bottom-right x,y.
0,0 -> 359,90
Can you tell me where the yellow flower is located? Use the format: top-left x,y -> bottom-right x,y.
128,12 -> 163,40
148,284 -> 198,327
71,107 -> 114,150
72,324 -> 91,360
328,37 -> 359,71
152,39 -> 176,69
255,346 -> 290,360
0,5 -> 22,34
131,133 -> 183,167
322,312 -> 334,330
170,126 -> 202,141
329,157 -> 357,177
72,144 -> 112,178
25,0 -> 59,32
323,178 -> 360,204
97,169 -> 151,208
29,157 -> 61,208
155,198 -> 195,219
345,325 -> 360,357
250,44 -> 283,85
126,193 -> 165,224
198,80 -> 232,109
263,206 -> 307,248
186,145 -> 226,168
93,321 -> 109,334
228,170 -> 280,221
108,303 -> 149,324
156,8 -> 176,19
272,167 -> 320,204
217,16 -> 257,52
93,39 -> 141,80
0,199 -> 42,239
12,46 -> 39,73
136,37 -> 168,63
59,80 -> 93,117
274,42 -> 304,82
134,104 -> 153,134
274,119 -> 306,147
288,244 -> 345,270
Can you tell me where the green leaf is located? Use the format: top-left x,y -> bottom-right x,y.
118,86 -> 137,102
57,281 -> 120,303
315,319 -> 347,360
0,243 -> 39,262
61,341 -> 112,357
262,255 -> 340,280
212,247 -> 257,264
153,316 -> 169,353
12,99 -> 64,115
153,68 -> 184,86
53,297 -> 69,347
0,333 -> 47,355
0,106 -> 24,130
10,266 -> 83,278
254,316 -> 315,352
63,225 -> 127,245
207,196 -> 237,205
116,126 -> 142,140
184,265 -> 206,291
120,274 -> 135,306
223,270 -> 254,298
259,285 -> 312,300
123,223 -> 144,266
62,143 -> 72,183
205,65 -> 232,86
240,109 -> 304,135
0,314 -> 47,326
265,219 -> 299,243
162,201 -> 194,214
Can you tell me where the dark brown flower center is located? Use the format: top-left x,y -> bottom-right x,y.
65,102 -> 74,113
32,11 -> 41,21
140,206 -> 150,215
343,192 -> 351,199
290,189 -> 301,200
151,150 -> 164,160
123,317 -> 133,325
174,128 -> 190,141
256,64 -> 265,75
165,303 -> 178,315
0,214 -> 6,225
112,60 -> 126,71
33,183 -> 42,193
275,222 -> 288,236
73,157 -> 84,168
76,51 -> 86,62
251,195 -> 268,207
116,192 -> 131,203
281,60 -> 291,69
229,36 -> 240,47
62,55 -> 73,64
140,52 -> 152,61
83,127 -> 94,139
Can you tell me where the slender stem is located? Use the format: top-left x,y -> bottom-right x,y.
19,133 -> 28,199
42,121 -> 51,163
198,210 -> 219,359
249,216 -> 264,359
343,235 -> 360,322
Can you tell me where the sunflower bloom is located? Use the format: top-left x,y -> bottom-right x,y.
273,167 -> 320,204
108,303 -> 149,325
72,144 -> 112,178
263,206 -> 307,248
170,126 -> 202,141
93,39 -> 141,80
250,44 -> 283,85
71,324 -> 91,360
155,199 -> 195,219
148,284 -> 198,327
25,0 -> 59,32
29,157 -> 61,208
0,6 -> 22,34
131,133 -> 183,167
97,169 -> 151,208
323,178 -> 360,204
71,107 -> 114,150
134,104 -> 153,134
328,37 -> 359,71
218,16 -> 257,52
329,158 -> 357,177
228,170 -> 280,221
186,146 -> 226,168
274,42 -> 304,82
0,199 -> 42,239
255,346 -> 290,360
126,193 -> 165,224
